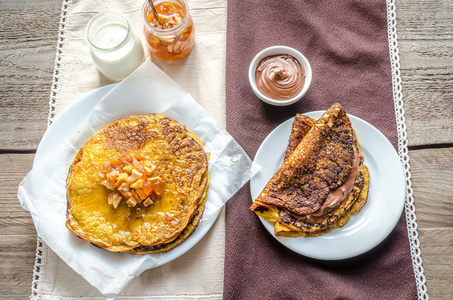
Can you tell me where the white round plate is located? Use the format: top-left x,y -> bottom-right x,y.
250,111 -> 406,260
35,84 -> 220,267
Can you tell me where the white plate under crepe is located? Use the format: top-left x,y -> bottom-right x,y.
250,111 -> 406,260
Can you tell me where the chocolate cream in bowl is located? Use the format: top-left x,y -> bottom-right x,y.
255,55 -> 305,100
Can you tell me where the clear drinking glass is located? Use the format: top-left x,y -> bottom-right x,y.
142,0 -> 195,61
86,12 -> 145,81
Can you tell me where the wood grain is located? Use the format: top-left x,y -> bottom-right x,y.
396,0 -> 453,147
395,2 -> 453,298
0,234 -> 37,299
0,0 -> 62,151
409,148 -> 453,228
0,0 -> 61,296
0,0 -> 452,298
0,153 -> 36,234
410,148 -> 453,299
0,153 -> 36,298
419,228 -> 453,300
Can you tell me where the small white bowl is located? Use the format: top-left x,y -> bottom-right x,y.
249,46 -> 312,106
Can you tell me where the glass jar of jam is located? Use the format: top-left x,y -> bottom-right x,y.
142,0 -> 195,61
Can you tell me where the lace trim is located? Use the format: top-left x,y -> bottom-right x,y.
386,1 -> 428,299
31,0 -> 72,297
31,238 -> 46,298
47,0 -> 72,126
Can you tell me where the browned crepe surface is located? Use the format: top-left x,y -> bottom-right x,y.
251,104 -> 356,216
251,103 -> 369,235
284,114 -> 316,160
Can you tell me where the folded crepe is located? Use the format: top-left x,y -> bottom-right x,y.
250,103 -> 369,236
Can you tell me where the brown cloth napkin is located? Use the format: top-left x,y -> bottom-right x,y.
224,1 -> 418,299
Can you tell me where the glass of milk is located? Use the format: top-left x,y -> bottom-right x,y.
86,12 -> 145,81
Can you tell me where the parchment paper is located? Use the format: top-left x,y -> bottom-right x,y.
18,60 -> 258,298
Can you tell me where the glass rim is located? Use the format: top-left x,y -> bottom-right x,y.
142,0 -> 189,34
86,11 -> 133,52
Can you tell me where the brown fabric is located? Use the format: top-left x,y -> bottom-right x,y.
224,1 -> 417,299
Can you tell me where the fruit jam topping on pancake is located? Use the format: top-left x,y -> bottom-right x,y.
66,114 -> 209,254
99,151 -> 165,209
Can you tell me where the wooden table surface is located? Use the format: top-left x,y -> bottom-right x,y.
1,0 -> 451,299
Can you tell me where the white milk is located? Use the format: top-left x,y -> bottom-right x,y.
87,12 -> 145,81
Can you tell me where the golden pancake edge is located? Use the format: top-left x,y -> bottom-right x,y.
66,113 -> 209,254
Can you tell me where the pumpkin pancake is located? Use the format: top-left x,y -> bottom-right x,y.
66,114 -> 209,254
250,104 -> 369,236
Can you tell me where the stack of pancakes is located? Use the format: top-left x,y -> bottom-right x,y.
66,114 -> 209,254
250,104 -> 369,236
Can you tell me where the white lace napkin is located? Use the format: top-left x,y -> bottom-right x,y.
23,0 -> 234,298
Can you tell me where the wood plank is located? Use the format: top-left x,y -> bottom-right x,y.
0,0 -> 451,299
398,40 -> 453,146
418,228 -> 453,300
0,154 -> 36,235
395,5 -> 453,297
0,0 -> 62,151
395,0 -> 453,40
409,147 -> 453,228
395,0 -> 453,146
0,153 -> 39,297
408,147 -> 453,299
0,234 -> 37,299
